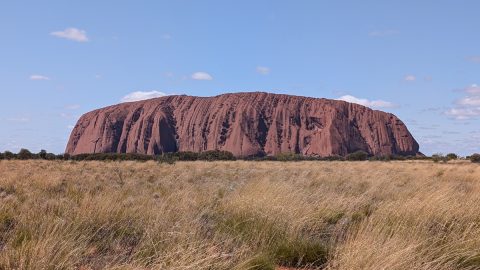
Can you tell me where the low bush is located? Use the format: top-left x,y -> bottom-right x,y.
17,148 -> 33,160
432,153 -> 448,163
0,148 -> 426,162
322,155 -> 345,161
274,152 -> 305,161
346,150 -> 369,161
38,150 -> 47,159
446,153 -> 458,160
198,150 -> 236,161
3,151 -> 14,160
470,153 -> 480,163
174,151 -> 199,161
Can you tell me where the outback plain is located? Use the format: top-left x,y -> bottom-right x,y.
1,160 -> 480,270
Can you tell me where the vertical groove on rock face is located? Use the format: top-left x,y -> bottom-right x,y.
66,92 -> 420,157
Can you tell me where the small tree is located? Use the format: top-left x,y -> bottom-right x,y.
446,153 -> 458,160
18,148 -> 33,160
431,153 -> 447,163
346,150 -> 369,161
469,153 -> 480,163
38,149 -> 48,159
3,151 -> 14,160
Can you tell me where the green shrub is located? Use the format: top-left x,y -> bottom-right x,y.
469,153 -> 480,163
369,154 -> 407,161
38,149 -> 47,159
346,150 -> 369,161
275,152 -> 304,161
322,155 -> 345,161
432,153 -> 448,163
175,151 -> 199,161
17,148 -> 33,160
446,153 -> 458,160
198,150 -> 236,161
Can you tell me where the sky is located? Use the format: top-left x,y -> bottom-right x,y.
1,0 -> 480,155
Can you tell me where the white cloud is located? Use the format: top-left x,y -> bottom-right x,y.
369,30 -> 399,37
446,108 -> 480,120
121,91 -> 167,102
465,84 -> 480,95
50,28 -> 89,42
29,75 -> 50,81
446,84 -> 480,119
337,95 -> 394,109
458,96 -> 480,106
404,75 -> 416,81
256,66 -> 270,75
191,72 -> 213,81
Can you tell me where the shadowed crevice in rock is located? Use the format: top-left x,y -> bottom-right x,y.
65,92 -> 420,157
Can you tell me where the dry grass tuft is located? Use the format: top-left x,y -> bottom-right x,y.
0,160 -> 479,269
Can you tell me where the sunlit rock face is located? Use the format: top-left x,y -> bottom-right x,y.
66,92 -> 420,157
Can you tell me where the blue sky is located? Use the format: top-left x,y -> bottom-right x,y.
1,1 -> 480,155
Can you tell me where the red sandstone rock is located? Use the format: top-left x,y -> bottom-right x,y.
65,92 -> 419,157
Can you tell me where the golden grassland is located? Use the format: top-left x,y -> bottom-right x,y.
1,160 -> 480,270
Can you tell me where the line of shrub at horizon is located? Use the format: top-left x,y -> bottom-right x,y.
2,149 -> 476,163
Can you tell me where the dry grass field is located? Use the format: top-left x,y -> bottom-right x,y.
1,160 -> 480,270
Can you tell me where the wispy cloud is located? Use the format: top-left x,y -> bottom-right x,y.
404,75 -> 416,81
256,66 -> 270,75
458,96 -> 480,106
446,84 -> 480,119
161,34 -> 172,40
467,56 -> 480,63
29,74 -> 50,81
337,95 -> 394,109
368,30 -> 399,37
65,104 -> 80,110
464,84 -> 480,95
50,28 -> 89,42
191,72 -> 213,81
446,108 -> 480,120
164,72 -> 174,78
5,117 -> 30,123
121,91 -> 168,102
